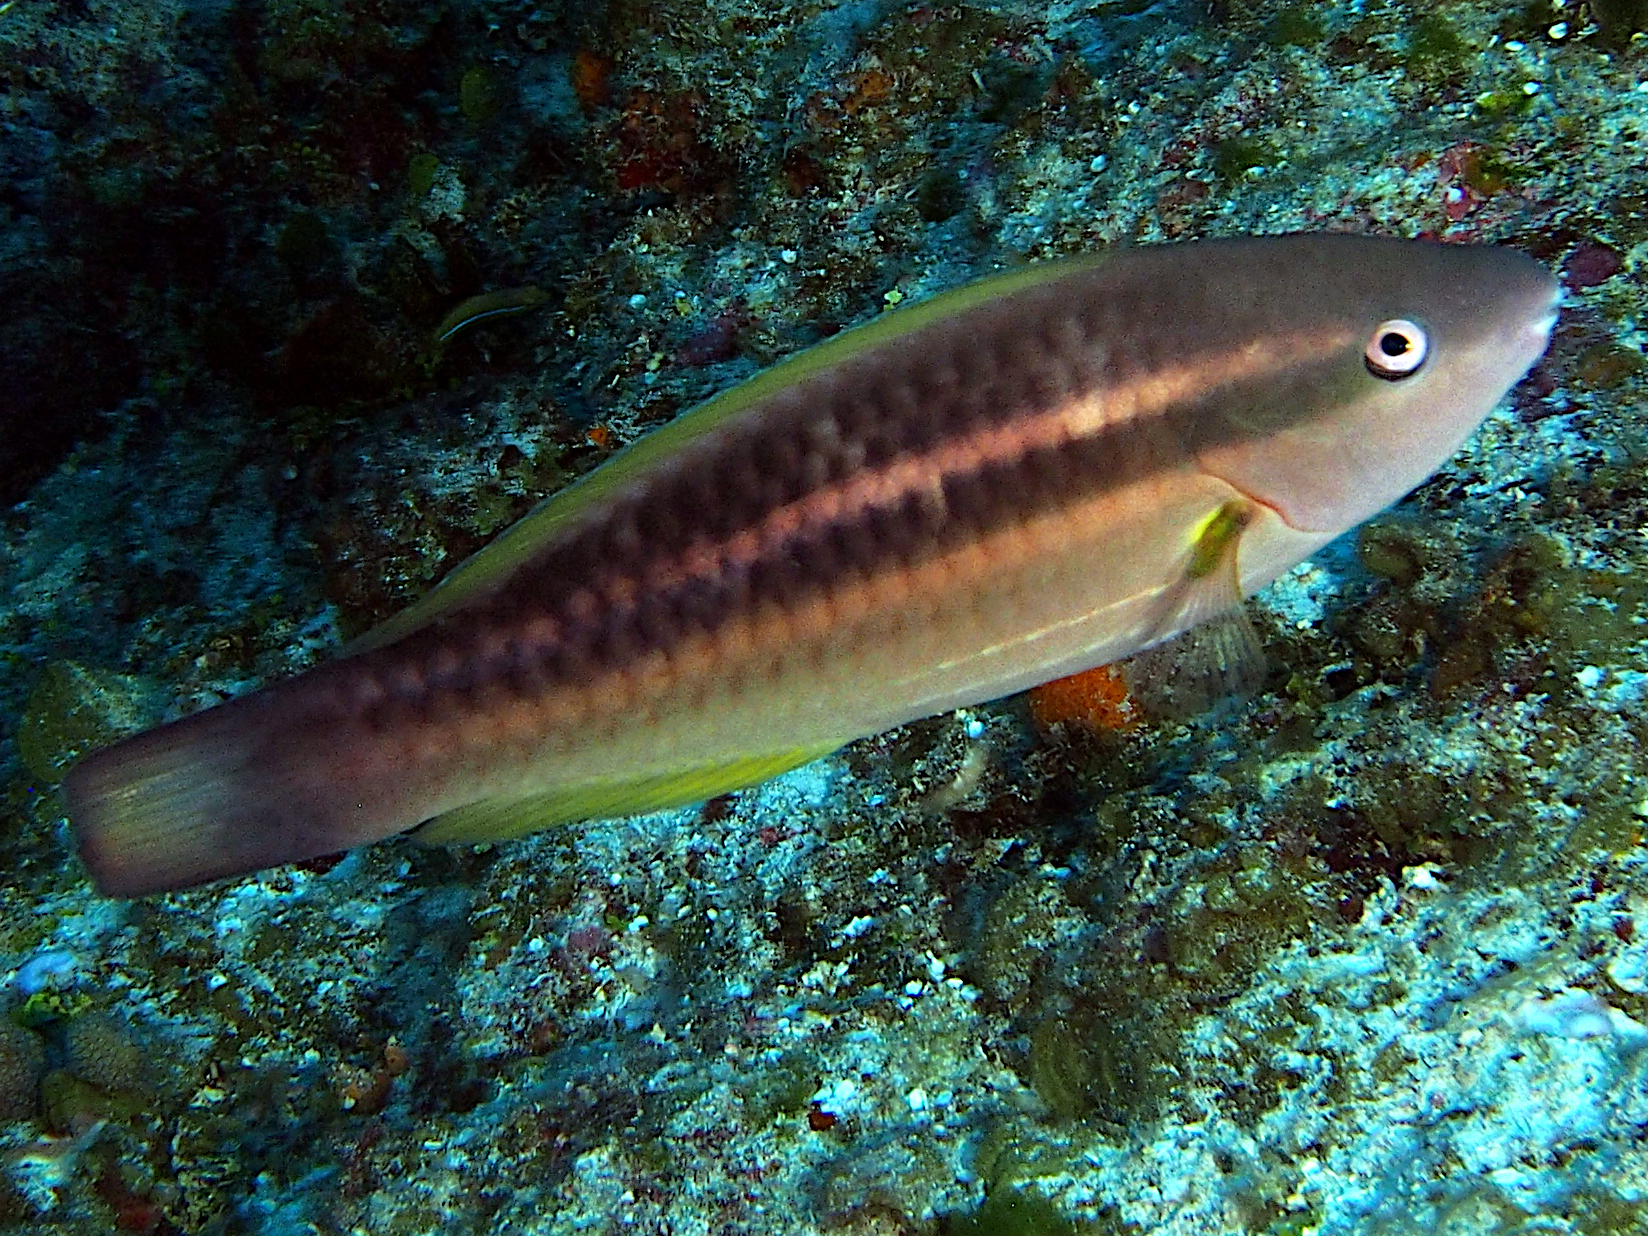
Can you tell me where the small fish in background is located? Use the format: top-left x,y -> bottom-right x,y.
64,234 -> 1560,896
434,285 -> 551,344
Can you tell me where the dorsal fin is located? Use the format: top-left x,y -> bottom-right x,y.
347,255 -> 1108,654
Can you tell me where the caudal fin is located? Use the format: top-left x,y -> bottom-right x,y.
62,685 -> 404,897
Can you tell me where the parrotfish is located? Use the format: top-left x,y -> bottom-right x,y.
64,234 -> 1559,896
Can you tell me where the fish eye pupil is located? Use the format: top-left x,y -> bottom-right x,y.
1365,318 -> 1428,380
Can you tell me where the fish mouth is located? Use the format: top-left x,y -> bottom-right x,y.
1526,279 -> 1563,342
1511,302 -> 1561,374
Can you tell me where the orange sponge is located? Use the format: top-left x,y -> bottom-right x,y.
1027,664 -> 1141,734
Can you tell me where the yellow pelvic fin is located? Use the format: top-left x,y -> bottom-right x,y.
409,743 -> 843,845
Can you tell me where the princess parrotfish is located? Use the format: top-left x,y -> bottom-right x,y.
64,234 -> 1559,896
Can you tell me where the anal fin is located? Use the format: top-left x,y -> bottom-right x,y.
410,743 -> 844,845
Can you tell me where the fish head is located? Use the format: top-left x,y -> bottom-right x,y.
1194,236 -> 1560,543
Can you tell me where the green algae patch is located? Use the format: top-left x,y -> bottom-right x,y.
1591,0 -> 1648,47
1430,533 -> 1570,697
1214,138 -> 1273,180
1405,15 -> 1471,80
1572,342 -> 1645,391
917,168 -> 968,223
16,662 -> 158,784
64,1012 -> 156,1102
1474,89 -> 1535,122
735,1050 -> 822,1126
1357,517 -> 1447,588
1027,1012 -> 1155,1126
15,987 -> 92,1029
1267,7 -> 1325,46
276,210 -> 338,281
460,64 -> 509,124
971,877 -> 1082,1007
941,1188 -> 1091,1236
1455,147 -> 1527,197
408,151 -> 441,200
0,1019 -> 45,1123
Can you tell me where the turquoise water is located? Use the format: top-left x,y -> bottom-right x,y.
2,1 -> 1646,1232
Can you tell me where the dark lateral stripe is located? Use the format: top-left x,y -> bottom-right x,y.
362,319 -> 1352,714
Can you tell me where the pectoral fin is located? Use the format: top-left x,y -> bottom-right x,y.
1121,498 -> 1268,719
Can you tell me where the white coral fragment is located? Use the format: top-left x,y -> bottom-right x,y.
1512,987 -> 1648,1046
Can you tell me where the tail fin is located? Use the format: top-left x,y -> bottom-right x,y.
62,685 -> 405,897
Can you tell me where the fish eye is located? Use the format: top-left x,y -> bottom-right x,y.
1364,319 -> 1429,380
